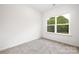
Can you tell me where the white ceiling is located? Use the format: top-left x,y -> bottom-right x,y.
27,4 -> 55,13
27,4 -> 71,13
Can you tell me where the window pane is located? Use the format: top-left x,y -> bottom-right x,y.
47,17 -> 55,24
47,26 -> 55,32
57,16 -> 69,24
57,25 -> 69,34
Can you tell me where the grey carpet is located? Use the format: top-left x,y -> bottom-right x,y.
0,39 -> 79,54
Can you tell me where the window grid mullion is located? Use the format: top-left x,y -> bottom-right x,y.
55,16 -> 57,33
57,24 -> 69,25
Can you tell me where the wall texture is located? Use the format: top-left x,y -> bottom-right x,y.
42,4 -> 79,47
0,5 -> 41,51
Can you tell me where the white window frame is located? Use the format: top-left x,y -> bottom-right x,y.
47,14 -> 71,36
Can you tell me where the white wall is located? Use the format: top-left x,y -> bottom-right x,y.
42,4 -> 79,47
0,5 -> 41,51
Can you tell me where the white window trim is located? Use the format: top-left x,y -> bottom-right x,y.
47,15 -> 71,36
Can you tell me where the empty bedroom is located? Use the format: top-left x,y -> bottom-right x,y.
0,4 -> 79,54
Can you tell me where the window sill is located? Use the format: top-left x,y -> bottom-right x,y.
48,32 -> 72,37
54,33 -> 72,37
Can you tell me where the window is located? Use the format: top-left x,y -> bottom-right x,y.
47,17 -> 55,32
47,14 -> 70,34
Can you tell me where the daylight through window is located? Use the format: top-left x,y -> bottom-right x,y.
47,14 -> 70,34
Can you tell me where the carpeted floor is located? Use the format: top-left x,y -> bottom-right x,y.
0,39 -> 79,54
